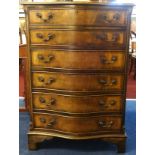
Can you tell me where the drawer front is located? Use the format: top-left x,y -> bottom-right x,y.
31,50 -> 125,71
29,8 -> 127,26
32,92 -> 123,113
30,29 -> 126,49
32,72 -> 124,92
34,113 -> 122,133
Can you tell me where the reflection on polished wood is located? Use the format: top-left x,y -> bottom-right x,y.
31,50 -> 125,71
22,1 -> 134,152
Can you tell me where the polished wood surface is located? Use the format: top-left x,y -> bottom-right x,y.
32,72 -> 124,92
29,8 -> 127,26
33,113 -> 122,133
30,29 -> 126,49
32,92 -> 123,113
31,49 -> 125,71
22,1 -> 134,152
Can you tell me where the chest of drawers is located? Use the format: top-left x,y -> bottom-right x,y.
22,1 -> 133,153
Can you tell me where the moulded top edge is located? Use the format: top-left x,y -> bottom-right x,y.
20,1 -> 135,7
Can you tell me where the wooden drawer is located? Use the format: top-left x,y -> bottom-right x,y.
29,8 -> 127,26
30,29 -> 126,49
32,72 -> 124,92
31,49 -> 125,71
33,113 -> 122,133
32,92 -> 123,113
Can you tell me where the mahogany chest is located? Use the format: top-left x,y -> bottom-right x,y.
22,1 -> 133,153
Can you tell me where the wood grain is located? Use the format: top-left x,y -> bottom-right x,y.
32,92 -> 123,113
29,8 -> 127,26
31,49 -> 125,71
30,29 -> 126,49
33,112 -> 122,133
32,72 -> 124,92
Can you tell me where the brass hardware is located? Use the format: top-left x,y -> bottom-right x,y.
96,33 -> 107,41
36,33 -> 55,42
39,96 -> 56,107
102,13 -> 120,23
99,99 -> 116,108
111,56 -> 117,61
36,33 -> 43,39
38,54 -> 44,60
39,97 -> 46,103
99,100 -> 108,108
99,100 -> 105,105
98,120 -> 113,128
98,120 -> 106,127
40,117 -> 46,123
38,76 -> 55,85
36,12 -> 42,19
38,76 -> 44,82
100,55 -> 117,64
36,12 -> 54,22
37,54 -> 55,63
113,13 -> 120,22
44,33 -> 55,42
111,79 -> 117,84
110,100 -> 116,105
99,79 -> 107,84
46,98 -> 56,107
45,77 -> 55,85
44,55 -> 55,63
96,32 -> 119,42
49,98 -> 56,105
99,79 -> 117,86
46,118 -> 56,128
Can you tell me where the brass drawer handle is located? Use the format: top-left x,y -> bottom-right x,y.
98,100 -> 106,106
38,54 -> 55,63
110,100 -> 116,105
36,33 -> 55,42
98,120 -> 114,128
99,79 -> 107,85
113,13 -> 121,22
99,100 -> 116,108
46,118 -> 56,128
36,12 -> 54,22
96,32 -> 119,42
99,100 -> 108,108
39,96 -> 46,103
45,77 -> 55,85
102,13 -> 120,23
99,79 -> 117,86
47,98 -> 56,106
38,76 -> 45,82
38,77 -> 55,85
100,56 -> 117,64
39,97 -> 56,107
40,117 -> 46,123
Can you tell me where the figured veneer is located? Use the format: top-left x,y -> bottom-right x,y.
33,112 -> 122,133
31,50 -> 125,71
30,29 -> 126,49
32,72 -> 124,92
29,8 -> 127,26
22,1 -> 134,152
32,92 -> 123,113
